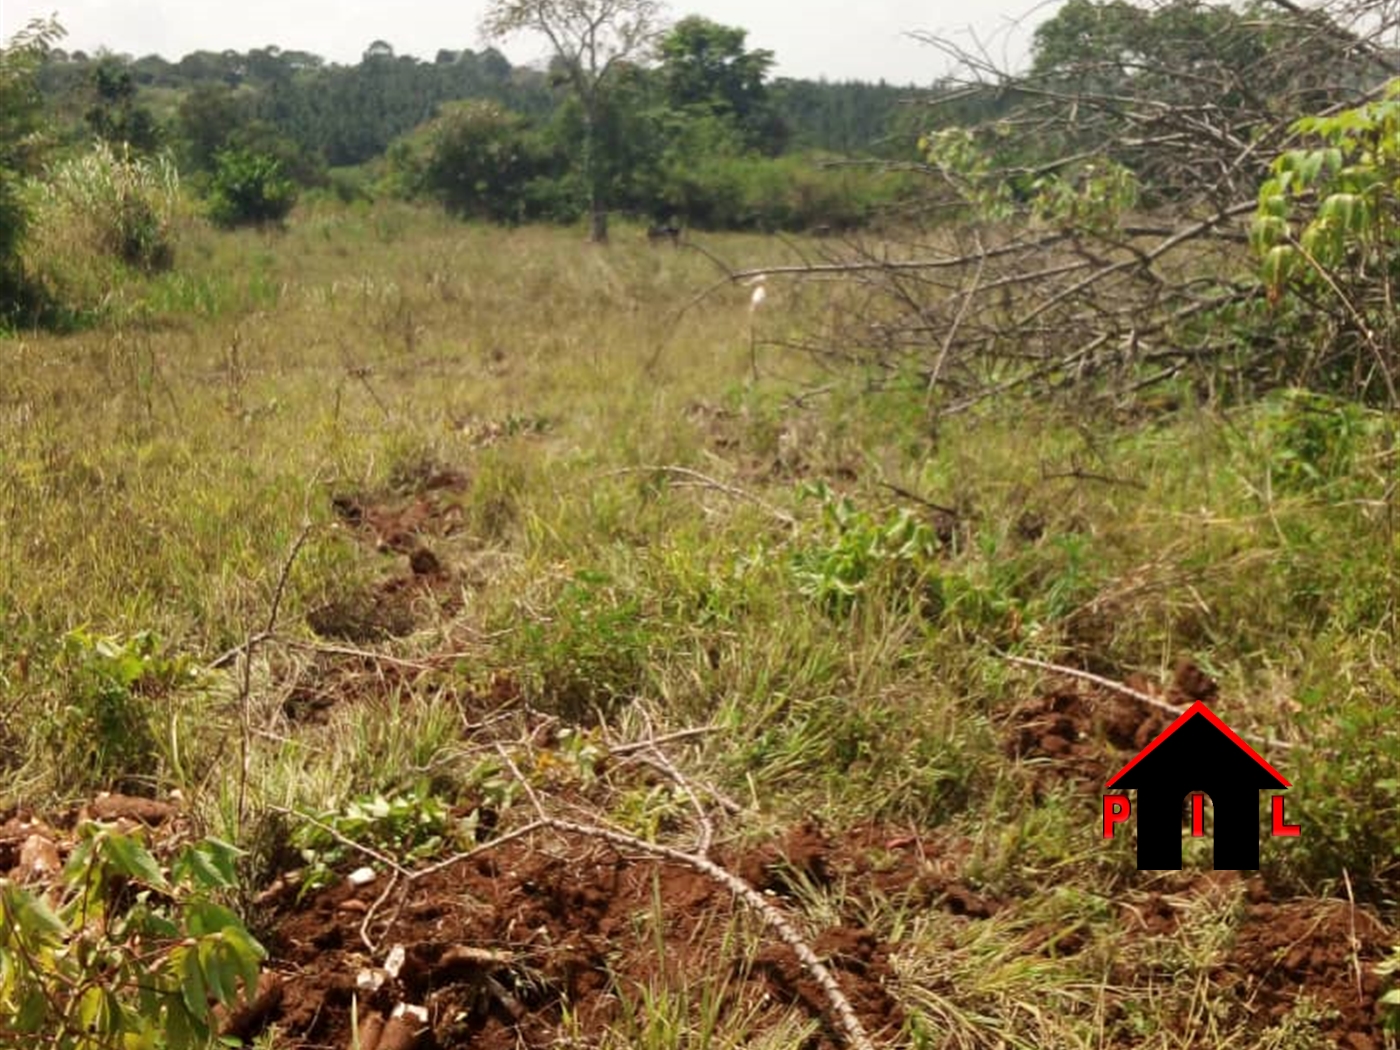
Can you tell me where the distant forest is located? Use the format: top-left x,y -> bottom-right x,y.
28,29 -> 936,232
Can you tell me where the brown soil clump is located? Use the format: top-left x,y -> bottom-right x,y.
1219,896 -> 1391,1048
258,826 -> 945,1050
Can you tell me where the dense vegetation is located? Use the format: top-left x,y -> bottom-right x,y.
25,19 -> 922,237
8,1 -> 1400,1047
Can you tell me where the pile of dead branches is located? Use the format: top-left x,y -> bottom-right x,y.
713,0 -> 1400,414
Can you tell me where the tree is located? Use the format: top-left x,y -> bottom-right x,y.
85,56 -> 160,153
206,148 -> 298,227
176,83 -> 249,172
0,17 -> 63,324
658,16 -> 775,149
412,100 -> 543,220
482,0 -> 667,241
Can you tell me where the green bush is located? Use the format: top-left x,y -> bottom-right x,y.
43,630 -> 197,794
0,823 -> 264,1050
0,18 -> 62,325
206,148 -> 297,227
32,142 -> 179,272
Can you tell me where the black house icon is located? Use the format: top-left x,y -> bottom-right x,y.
1106,701 -> 1289,869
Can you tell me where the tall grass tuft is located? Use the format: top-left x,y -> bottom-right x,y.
24,142 -> 182,314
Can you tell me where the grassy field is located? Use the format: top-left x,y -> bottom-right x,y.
4,202 -> 1400,1049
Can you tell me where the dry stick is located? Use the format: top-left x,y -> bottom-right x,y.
229,521 -> 314,831
876,481 -> 960,519
542,816 -> 878,1050
925,231 -> 987,416
607,722 -> 743,816
1009,200 -> 1259,334
607,725 -> 722,755
1342,868 -> 1365,1005
621,712 -> 718,856
599,465 -> 796,527
491,748 -> 878,1050
647,228 -> 1080,376
1003,654 -> 1296,753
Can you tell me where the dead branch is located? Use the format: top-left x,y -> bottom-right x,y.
542,816 -> 880,1050
598,465 -> 797,526
484,746 -> 880,1050
1002,654 -> 1297,753
711,0 -> 1400,409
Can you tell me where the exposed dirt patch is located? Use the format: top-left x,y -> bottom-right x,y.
1002,660 -> 1216,796
1003,688 -> 1170,796
308,471 -> 469,642
261,827 -> 918,1050
1220,895 -> 1391,1048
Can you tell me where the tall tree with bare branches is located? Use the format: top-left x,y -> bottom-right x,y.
483,0 -> 667,242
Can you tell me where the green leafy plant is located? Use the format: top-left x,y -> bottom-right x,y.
206,148 -> 297,228
1029,160 -> 1139,233
0,823 -> 264,1049
1248,389 -> 1383,494
790,482 -> 940,617
919,124 -> 1017,220
292,784 -> 453,894
1252,81 -> 1400,401
46,629 -> 199,793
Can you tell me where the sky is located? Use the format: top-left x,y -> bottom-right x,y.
1,0 -> 1053,84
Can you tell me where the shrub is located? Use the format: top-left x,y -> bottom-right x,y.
43,629 -> 197,794
206,148 -> 297,227
32,141 -> 179,272
1,17 -> 66,324
1252,82 -> 1400,402
0,823 -> 265,1049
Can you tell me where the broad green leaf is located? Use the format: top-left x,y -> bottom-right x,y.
162,991 -> 202,1050
76,985 -> 122,1036
16,987 -> 48,1033
177,943 -> 209,1019
3,883 -> 67,945
185,900 -> 242,937
199,937 -> 234,1006
220,923 -> 267,999
1261,245 -> 1295,291
100,832 -> 170,891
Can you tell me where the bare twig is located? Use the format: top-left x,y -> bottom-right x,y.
537,816 -> 879,1050
1002,653 -> 1297,753
598,465 -> 796,526
607,725 -> 722,755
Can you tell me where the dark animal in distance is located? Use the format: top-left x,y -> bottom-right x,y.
646,223 -> 682,247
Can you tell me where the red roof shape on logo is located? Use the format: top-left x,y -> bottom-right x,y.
1105,701 -> 1290,789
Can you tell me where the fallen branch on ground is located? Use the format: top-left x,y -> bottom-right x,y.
1002,654 -> 1297,753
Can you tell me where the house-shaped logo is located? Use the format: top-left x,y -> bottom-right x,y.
1103,701 -> 1299,869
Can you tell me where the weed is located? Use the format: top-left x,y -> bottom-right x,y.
291,783 -> 456,894
791,481 -> 940,617
41,629 -> 198,795
0,822 -> 263,1050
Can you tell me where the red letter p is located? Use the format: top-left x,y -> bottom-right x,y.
1103,794 -> 1131,838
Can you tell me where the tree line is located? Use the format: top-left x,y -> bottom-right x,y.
28,14 -> 928,238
